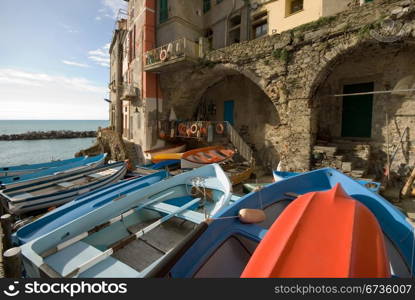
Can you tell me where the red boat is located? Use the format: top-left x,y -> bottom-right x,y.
241,184 -> 391,278
181,146 -> 235,169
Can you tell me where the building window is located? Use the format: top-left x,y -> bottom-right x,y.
203,0 -> 211,13
159,0 -> 168,23
286,0 -> 303,16
252,11 -> 268,39
253,22 -> 268,38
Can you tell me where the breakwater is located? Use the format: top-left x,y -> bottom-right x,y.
0,130 -> 97,141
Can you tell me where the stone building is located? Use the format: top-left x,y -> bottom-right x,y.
108,0 -> 415,179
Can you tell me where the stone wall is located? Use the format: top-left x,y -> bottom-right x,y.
157,0 -> 415,172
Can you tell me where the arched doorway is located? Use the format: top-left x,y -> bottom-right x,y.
310,40 -> 415,177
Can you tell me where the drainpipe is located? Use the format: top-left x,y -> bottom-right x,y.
225,0 -> 236,47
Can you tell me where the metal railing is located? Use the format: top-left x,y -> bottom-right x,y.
225,122 -> 255,165
144,38 -> 200,68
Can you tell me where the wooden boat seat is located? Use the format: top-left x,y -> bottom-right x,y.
44,241 -> 141,278
148,202 -> 205,224
56,182 -> 75,189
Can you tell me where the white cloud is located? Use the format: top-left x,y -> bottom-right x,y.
62,60 -> 90,68
88,44 -> 110,68
60,23 -> 79,34
0,69 -> 108,120
96,0 -> 127,20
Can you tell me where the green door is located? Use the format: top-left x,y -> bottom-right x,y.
341,82 -> 374,138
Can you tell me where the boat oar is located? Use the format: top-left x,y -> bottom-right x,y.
62,197 -> 201,278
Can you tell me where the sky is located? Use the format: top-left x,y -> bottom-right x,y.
0,0 -> 127,120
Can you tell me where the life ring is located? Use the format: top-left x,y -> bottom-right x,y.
216,123 -> 225,134
190,123 -> 199,135
178,123 -> 187,136
160,49 -> 168,61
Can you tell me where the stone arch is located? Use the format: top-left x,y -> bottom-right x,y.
305,35 -> 415,176
159,63 -> 282,170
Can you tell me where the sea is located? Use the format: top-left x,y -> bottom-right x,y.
0,120 -> 108,167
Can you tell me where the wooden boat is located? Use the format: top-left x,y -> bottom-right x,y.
0,155 -> 98,177
273,170 -> 381,193
14,171 -> 169,245
241,184 -> 390,278
144,144 -> 186,162
0,162 -> 127,215
181,146 -> 235,169
145,168 -> 413,278
20,164 -> 232,278
151,153 -> 183,163
0,154 -> 106,190
223,165 -> 254,185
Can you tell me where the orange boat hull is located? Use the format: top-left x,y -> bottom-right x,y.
181,146 -> 235,168
241,184 -> 391,278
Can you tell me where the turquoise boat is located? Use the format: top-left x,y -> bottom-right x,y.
0,154 -> 106,189
13,171 -> 169,245
0,156 -> 95,177
20,164 -> 232,278
145,168 -> 414,278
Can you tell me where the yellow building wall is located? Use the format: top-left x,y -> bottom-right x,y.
262,0 -> 351,34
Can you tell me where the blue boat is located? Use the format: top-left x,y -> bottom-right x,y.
14,171 -> 169,245
146,168 -> 414,278
0,161 -> 127,215
0,156 -> 96,177
20,164 -> 232,278
0,154 -> 106,189
273,170 -> 381,193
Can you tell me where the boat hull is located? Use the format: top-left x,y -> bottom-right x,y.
181,146 -> 235,169
241,184 -> 391,278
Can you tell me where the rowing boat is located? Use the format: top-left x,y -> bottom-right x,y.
181,146 -> 235,169
0,162 -> 127,215
145,168 -> 414,278
273,170 -> 381,193
0,155 -> 100,177
241,184 -> 390,278
20,163 -> 232,278
13,171 -> 169,245
0,154 -> 106,189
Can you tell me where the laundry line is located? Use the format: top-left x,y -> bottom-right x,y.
332,88 -> 415,97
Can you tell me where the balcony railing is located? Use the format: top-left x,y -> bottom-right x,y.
144,38 -> 200,72
120,83 -> 139,101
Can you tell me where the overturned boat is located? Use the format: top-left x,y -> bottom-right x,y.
242,185 -> 390,278
20,164 -> 232,278
0,161 -> 127,215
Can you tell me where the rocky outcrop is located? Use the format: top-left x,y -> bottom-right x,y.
0,130 -> 97,141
